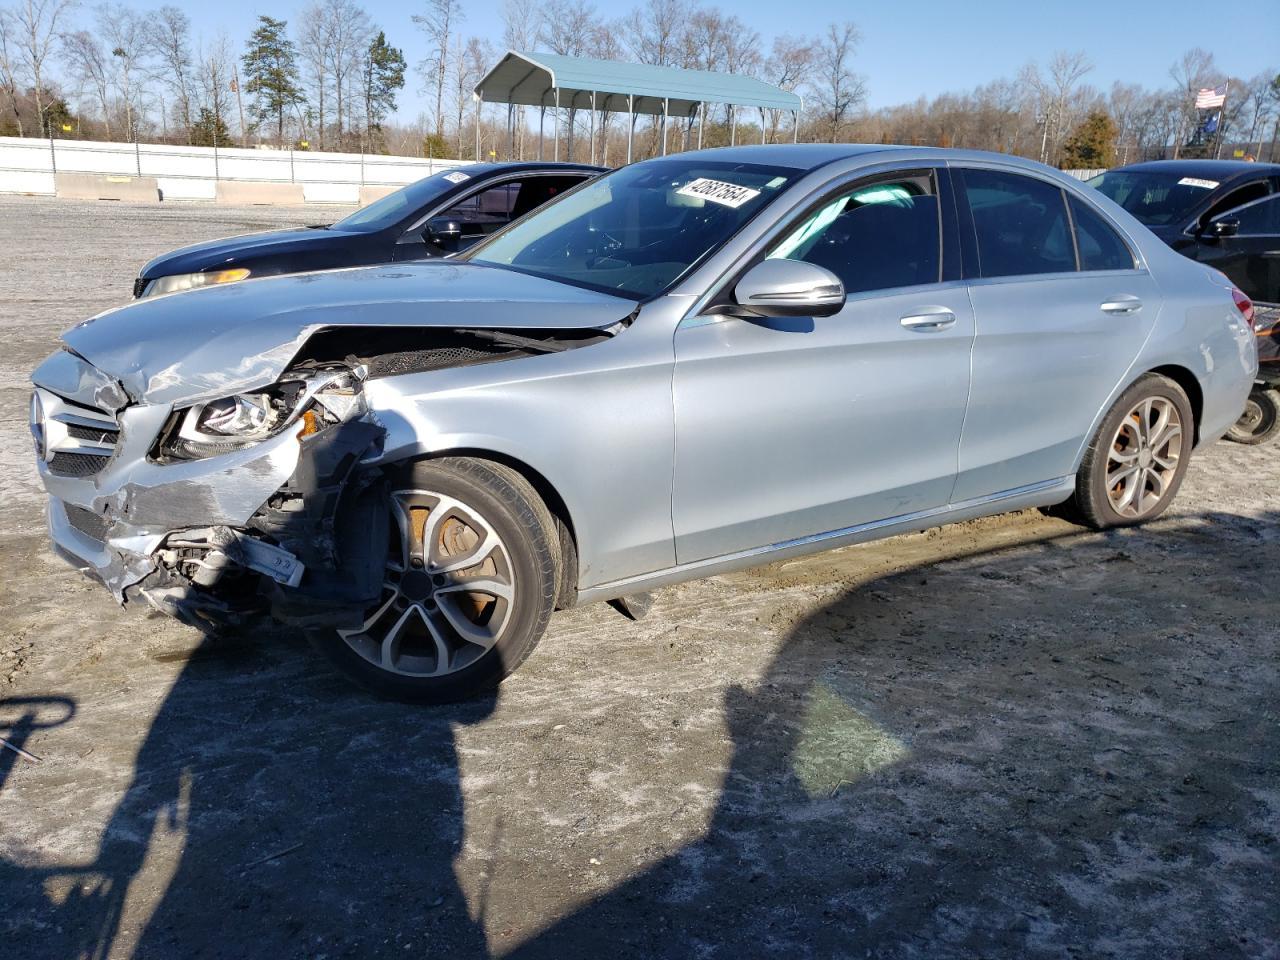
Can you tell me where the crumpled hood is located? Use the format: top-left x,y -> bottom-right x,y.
60,261 -> 636,406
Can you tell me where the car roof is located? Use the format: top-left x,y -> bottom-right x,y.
1106,158 -> 1280,182
449,160 -> 607,177
661,143 -> 1090,177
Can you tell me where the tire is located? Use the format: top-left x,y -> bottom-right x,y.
1071,373 -> 1194,530
1226,389 -> 1280,445
311,457 -> 559,703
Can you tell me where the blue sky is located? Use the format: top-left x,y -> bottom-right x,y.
179,0 -> 1279,120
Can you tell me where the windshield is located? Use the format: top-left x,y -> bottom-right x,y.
1087,170 -> 1220,227
332,171 -> 472,233
464,160 -> 802,298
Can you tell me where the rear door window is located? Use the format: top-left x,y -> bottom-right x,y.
1069,196 -> 1136,271
767,171 -> 942,294
959,169 -> 1075,278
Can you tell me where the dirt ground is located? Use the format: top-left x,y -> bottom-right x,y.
0,195 -> 1277,960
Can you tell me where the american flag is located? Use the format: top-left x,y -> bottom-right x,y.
1195,85 -> 1226,109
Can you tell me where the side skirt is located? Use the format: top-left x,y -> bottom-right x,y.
577,476 -> 1075,605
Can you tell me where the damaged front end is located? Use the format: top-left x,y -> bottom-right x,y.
131,365 -> 389,630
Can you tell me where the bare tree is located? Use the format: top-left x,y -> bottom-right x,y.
812,22 -> 864,142
622,0 -> 685,66
148,6 -> 194,140
196,33 -> 234,145
11,0 -> 75,129
0,8 -> 24,134
62,28 -> 111,137
764,35 -> 815,142
500,0 -> 539,157
413,0 -> 462,140
1022,50 -> 1093,164
322,0 -> 372,145
1168,47 -> 1218,158
97,3 -> 149,140
296,4 -> 330,148
537,0 -> 597,158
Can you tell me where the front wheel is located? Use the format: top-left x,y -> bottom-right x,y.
1071,374 -> 1194,530
311,457 -> 559,703
1226,389 -> 1280,445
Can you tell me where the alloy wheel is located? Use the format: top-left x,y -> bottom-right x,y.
338,489 -> 516,677
1105,396 -> 1183,519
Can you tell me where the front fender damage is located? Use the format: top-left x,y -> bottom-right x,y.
127,376 -> 388,631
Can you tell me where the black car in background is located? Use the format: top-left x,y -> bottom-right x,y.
134,161 -> 604,298
1088,159 -> 1280,305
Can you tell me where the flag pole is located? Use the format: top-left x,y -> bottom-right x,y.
1213,81 -> 1229,159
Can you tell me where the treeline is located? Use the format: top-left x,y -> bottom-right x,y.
0,0 -> 1277,165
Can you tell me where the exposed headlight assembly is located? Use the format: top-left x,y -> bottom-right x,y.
143,268 -> 251,298
152,367 -> 365,461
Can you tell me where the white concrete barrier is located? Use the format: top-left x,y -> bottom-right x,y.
55,172 -> 160,201
0,136 -> 470,202
214,180 -> 306,205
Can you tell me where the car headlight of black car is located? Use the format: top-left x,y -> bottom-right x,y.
143,268 -> 252,298
151,368 -> 364,461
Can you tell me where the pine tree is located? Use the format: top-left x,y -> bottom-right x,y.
190,106 -> 230,146
362,31 -> 406,149
242,16 -> 303,147
1059,110 -> 1117,169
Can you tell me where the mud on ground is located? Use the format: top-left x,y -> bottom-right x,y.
0,197 -> 1276,959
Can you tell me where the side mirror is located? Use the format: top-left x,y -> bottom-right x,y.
729,259 -> 846,318
426,217 -> 464,251
1210,217 -> 1240,239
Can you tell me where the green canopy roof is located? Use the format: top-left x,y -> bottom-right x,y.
475,51 -> 803,117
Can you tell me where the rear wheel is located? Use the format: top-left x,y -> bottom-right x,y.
312,457 -> 558,703
1226,388 -> 1280,445
1071,374 -> 1193,530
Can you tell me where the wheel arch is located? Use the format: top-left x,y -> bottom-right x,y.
1147,363 -> 1204,445
391,446 -> 581,605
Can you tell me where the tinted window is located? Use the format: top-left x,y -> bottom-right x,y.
443,183 -> 519,238
1225,194 -> 1280,235
1087,170 -> 1221,227
467,160 -> 801,298
332,171 -> 465,233
767,174 -> 941,294
1204,181 -> 1270,223
962,169 -> 1075,278
1069,197 -> 1135,271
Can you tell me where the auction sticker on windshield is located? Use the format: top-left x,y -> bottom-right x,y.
677,178 -> 762,208
1178,177 -> 1219,190
443,171 -> 471,184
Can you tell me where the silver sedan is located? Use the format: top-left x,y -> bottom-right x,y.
30,145 -> 1258,701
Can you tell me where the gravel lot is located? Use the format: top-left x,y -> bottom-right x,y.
0,195 -> 1277,960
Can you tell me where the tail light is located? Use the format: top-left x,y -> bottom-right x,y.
1232,287 -> 1255,329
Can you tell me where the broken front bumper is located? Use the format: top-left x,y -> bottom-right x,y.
33,352 -> 385,628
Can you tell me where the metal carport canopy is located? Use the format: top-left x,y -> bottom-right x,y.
475,50 -> 803,117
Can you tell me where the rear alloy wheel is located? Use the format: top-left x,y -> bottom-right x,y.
1072,374 -> 1194,530
1226,389 -> 1280,445
313,458 -> 558,703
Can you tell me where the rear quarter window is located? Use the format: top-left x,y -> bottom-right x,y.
1069,197 -> 1136,271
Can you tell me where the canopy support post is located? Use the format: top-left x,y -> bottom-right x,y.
474,92 -> 482,161
538,106 -> 545,160
661,97 -> 668,156
553,88 -> 560,162
589,91 -> 596,165
793,109 -> 799,143
627,94 -> 634,164
730,105 -> 736,146
508,102 -> 515,159
760,107 -> 766,144
697,102 -> 704,150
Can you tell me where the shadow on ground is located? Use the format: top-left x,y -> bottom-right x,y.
2,509 -> 1277,959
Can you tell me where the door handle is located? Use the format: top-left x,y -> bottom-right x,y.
899,308 -> 956,332
1100,296 -> 1143,315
